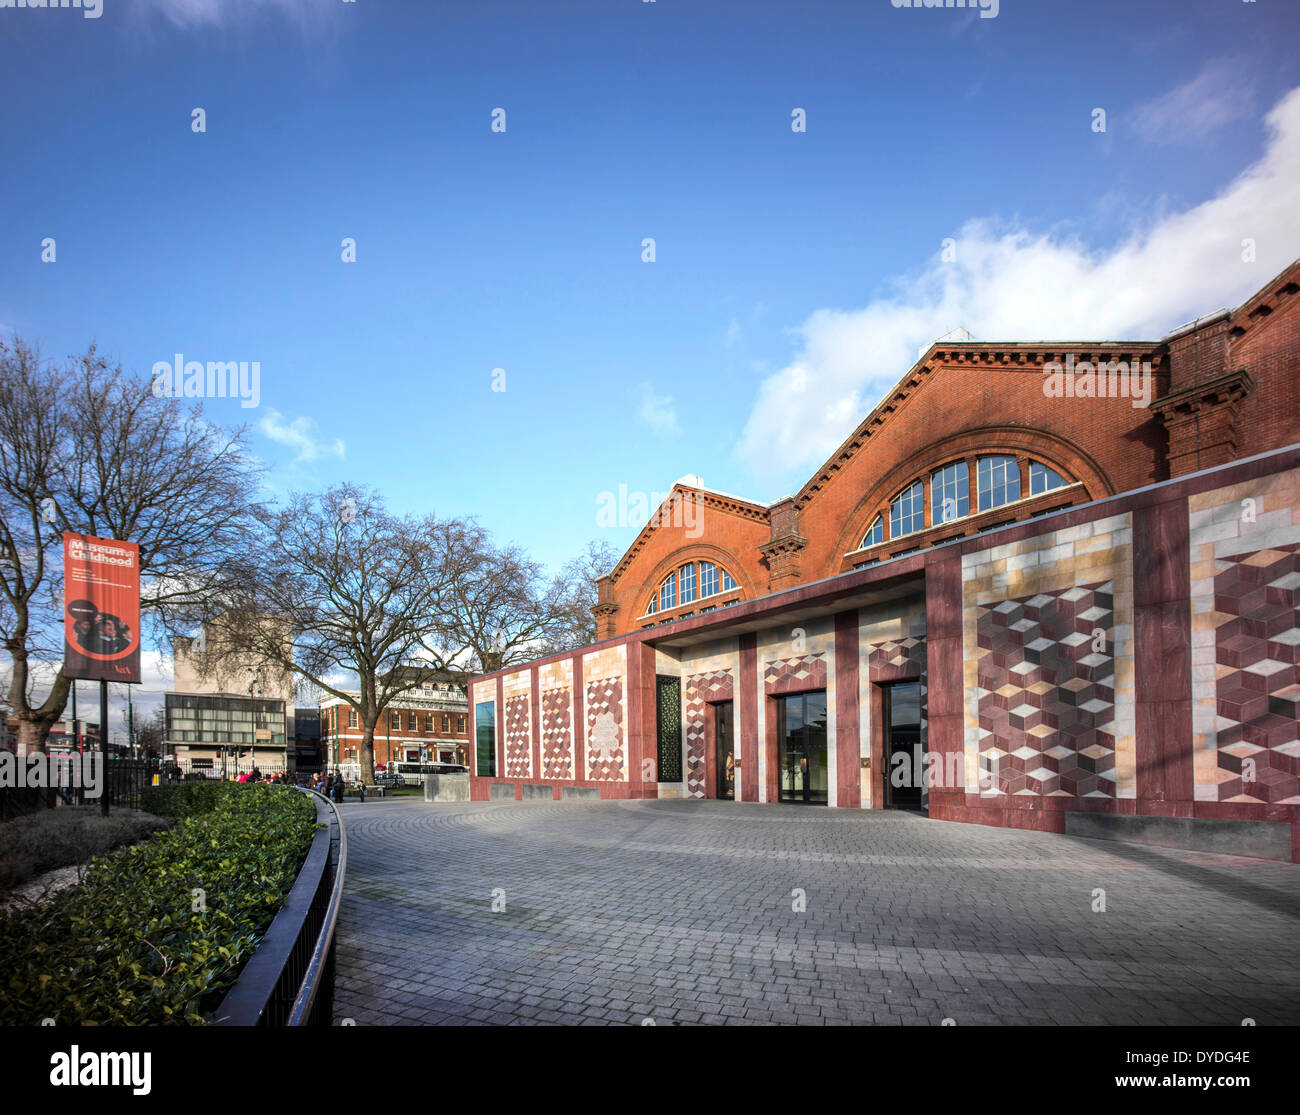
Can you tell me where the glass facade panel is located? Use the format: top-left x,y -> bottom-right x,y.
776,691 -> 828,804
659,572 -> 677,612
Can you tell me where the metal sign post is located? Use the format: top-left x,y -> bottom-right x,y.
99,679 -> 109,817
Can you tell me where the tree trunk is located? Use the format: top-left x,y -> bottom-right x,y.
360,722 -> 376,786
15,715 -> 56,757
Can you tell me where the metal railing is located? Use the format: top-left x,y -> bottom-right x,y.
214,788 -> 347,1026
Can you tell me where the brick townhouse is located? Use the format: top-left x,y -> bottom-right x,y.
320,675 -> 471,770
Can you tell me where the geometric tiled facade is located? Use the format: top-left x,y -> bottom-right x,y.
1208,544 -> 1300,804
868,636 -> 925,679
585,676 -> 625,782
684,669 -> 734,799
1189,467 -> 1300,806
961,513 -> 1137,801
504,693 -> 532,779
541,687 -> 574,781
763,653 -> 827,693
974,582 -> 1116,798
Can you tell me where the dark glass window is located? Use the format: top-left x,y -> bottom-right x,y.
475,702 -> 496,777
776,691 -> 828,804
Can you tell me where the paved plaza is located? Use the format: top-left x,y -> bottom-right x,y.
332,798 -> 1300,1026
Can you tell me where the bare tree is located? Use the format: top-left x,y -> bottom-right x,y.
217,485 -> 466,784
0,339 -> 262,754
541,539 -> 619,655
419,519 -> 561,674
133,706 -> 166,757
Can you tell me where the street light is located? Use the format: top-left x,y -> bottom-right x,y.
246,667 -> 260,775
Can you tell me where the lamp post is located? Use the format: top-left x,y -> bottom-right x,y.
246,667 -> 260,775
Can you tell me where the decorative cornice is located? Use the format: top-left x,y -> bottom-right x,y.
1149,368 -> 1255,418
793,345 -> 1162,511
758,533 -> 809,560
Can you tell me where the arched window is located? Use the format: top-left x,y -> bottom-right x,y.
659,571 -> 677,612
1029,461 -> 1068,495
646,560 -> 741,617
890,480 -> 924,538
931,462 -> 969,525
861,515 -> 884,549
977,455 -> 1020,511
679,562 -> 697,604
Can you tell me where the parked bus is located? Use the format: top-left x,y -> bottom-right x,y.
392,760 -> 468,787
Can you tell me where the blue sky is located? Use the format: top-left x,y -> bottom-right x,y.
3,0 -> 1299,611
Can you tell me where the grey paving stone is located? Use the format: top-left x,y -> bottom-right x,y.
331,798 -> 1300,1026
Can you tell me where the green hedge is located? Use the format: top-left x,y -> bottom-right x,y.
0,782 -> 318,1025
137,779 -> 232,819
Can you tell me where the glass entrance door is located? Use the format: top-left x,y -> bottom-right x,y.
715,702 -> 735,800
884,681 -> 923,808
776,691 -> 827,804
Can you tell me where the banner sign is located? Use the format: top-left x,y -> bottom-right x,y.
63,532 -> 141,684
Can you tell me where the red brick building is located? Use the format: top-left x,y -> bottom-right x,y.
470,260 -> 1300,861
320,680 -> 470,770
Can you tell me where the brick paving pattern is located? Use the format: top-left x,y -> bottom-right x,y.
332,798 -> 1300,1026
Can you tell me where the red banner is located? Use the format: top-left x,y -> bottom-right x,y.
63,533 -> 141,684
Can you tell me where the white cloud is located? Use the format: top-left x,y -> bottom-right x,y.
637,382 -> 683,440
725,317 -> 742,348
735,84 -> 1300,485
258,409 -> 345,464
1130,59 -> 1256,146
129,0 -> 323,29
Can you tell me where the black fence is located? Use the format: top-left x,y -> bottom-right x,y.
0,755 -> 312,821
214,789 -> 347,1026
0,756 -> 163,817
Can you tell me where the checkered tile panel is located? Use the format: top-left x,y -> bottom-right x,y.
541,687 -> 573,781
1211,544 -> 1300,804
763,654 -> 827,692
585,676 -> 625,781
684,669 -> 735,799
504,693 -> 532,779
868,636 -> 925,678
975,581 -> 1116,798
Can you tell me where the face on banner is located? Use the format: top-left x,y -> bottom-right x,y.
63,533 -> 141,684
